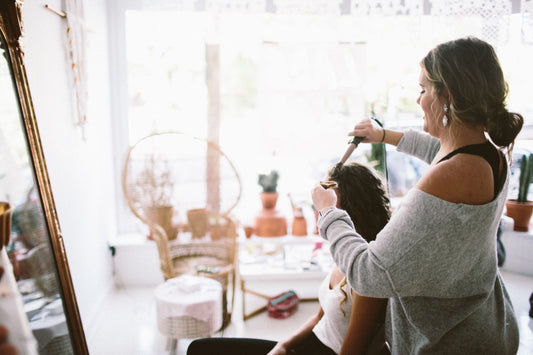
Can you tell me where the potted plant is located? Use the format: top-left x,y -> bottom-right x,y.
366,143 -> 387,178
255,170 -> 287,236
258,170 -> 279,209
135,155 -> 177,240
506,153 -> 533,231
288,194 -> 307,236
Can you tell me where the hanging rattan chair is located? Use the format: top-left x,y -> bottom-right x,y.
122,131 -> 242,329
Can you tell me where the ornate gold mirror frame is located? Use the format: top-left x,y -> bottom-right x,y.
0,0 -> 87,353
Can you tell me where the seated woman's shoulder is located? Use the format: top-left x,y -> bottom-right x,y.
416,154 -> 494,205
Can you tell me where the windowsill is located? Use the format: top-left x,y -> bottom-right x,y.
500,216 -> 533,277
109,233 -> 151,247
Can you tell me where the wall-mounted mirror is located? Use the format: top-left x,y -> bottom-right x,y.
0,1 -> 87,353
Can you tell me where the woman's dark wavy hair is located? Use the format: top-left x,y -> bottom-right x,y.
328,162 -> 390,242
421,36 -> 523,155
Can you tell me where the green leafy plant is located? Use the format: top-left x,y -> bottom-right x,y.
258,170 -> 279,193
517,153 -> 533,203
366,143 -> 386,178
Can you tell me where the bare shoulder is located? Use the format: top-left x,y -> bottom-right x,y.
416,153 -> 494,205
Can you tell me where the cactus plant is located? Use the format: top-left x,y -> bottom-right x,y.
258,170 -> 279,193
517,154 -> 533,203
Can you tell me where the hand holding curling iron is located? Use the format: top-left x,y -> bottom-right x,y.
349,117 -> 385,144
339,117 -> 384,165
314,117 -> 385,215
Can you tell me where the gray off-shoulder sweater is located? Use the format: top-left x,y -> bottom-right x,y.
318,130 -> 519,354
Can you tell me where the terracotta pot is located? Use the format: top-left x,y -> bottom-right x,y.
292,217 -> 307,236
505,199 -> 533,232
144,205 -> 177,240
254,210 -> 287,237
187,208 -> 209,239
254,192 -> 287,237
291,207 -> 307,236
243,226 -> 254,239
260,192 -> 278,210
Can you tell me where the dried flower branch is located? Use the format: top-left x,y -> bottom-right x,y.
134,155 -> 175,207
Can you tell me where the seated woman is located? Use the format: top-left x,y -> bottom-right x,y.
187,162 -> 390,355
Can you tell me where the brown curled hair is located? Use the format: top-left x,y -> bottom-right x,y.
327,162 -> 391,314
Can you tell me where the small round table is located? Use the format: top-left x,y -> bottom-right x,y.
154,274 -> 223,352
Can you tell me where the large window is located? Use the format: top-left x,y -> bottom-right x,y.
113,1 -> 533,234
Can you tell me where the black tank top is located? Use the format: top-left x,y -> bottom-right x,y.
437,141 -> 504,197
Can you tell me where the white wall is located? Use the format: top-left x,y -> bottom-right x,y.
22,0 -> 116,341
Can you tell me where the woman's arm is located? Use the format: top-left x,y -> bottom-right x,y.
350,119 -> 403,146
267,307 -> 324,355
339,291 -> 386,355
350,120 -> 439,164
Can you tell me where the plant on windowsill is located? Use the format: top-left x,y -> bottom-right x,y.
255,170 -> 287,236
506,153 -> 533,232
258,170 -> 279,209
134,155 -> 177,240
366,143 -> 386,179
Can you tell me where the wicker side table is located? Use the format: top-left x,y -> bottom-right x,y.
154,275 -> 223,352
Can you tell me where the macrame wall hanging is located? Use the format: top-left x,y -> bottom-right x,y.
65,0 -> 88,139
45,1 -> 88,139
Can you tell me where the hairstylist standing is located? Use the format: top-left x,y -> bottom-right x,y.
312,37 -> 523,354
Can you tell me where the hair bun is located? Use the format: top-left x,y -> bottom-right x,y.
488,111 -> 523,147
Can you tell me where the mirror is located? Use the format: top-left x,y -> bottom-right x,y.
0,1 -> 88,354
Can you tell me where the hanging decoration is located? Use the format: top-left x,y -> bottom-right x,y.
140,0 -> 196,11
522,0 -> 533,43
64,0 -> 88,138
60,0 -> 531,45
134,0 -> 531,47
272,0 -> 343,15
430,0 -> 512,45
205,0 -> 266,13
351,0 -> 424,16
45,2 -> 88,138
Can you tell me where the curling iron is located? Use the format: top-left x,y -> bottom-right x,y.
338,116 -> 383,165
